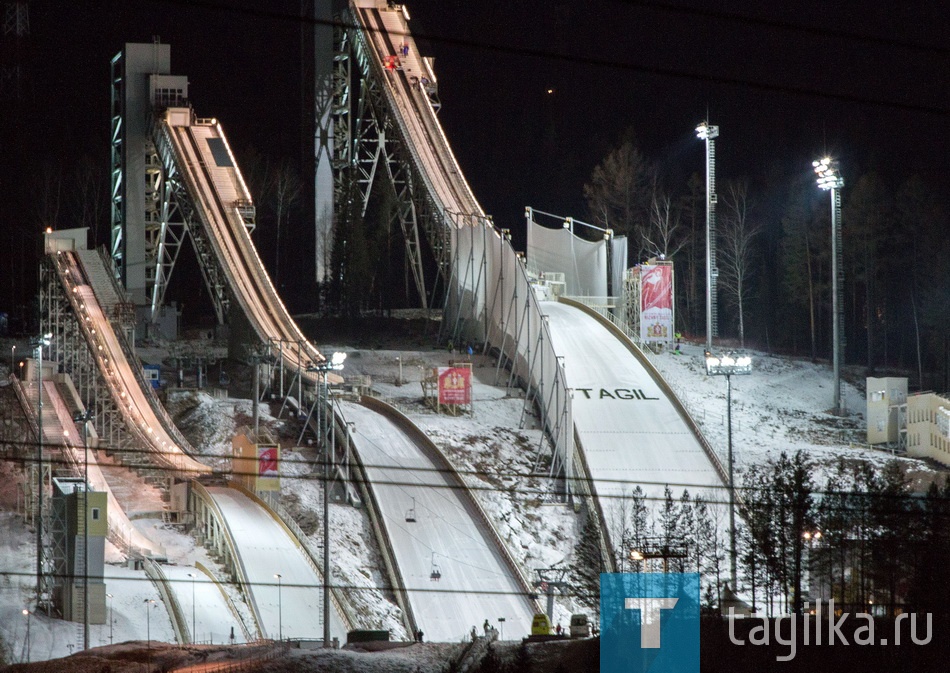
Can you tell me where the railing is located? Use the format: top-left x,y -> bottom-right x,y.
190,480 -> 265,639
170,641 -> 289,673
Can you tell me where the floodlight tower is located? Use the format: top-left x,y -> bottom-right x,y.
696,122 -> 720,352
704,352 -> 753,589
813,157 -> 845,415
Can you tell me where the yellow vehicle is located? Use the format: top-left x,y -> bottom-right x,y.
531,613 -> 552,636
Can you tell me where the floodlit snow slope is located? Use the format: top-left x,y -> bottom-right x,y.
205,486 -> 347,641
339,401 -> 535,642
542,302 -> 725,511
162,563 -> 246,644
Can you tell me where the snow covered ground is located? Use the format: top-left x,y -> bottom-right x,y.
0,330 -> 938,665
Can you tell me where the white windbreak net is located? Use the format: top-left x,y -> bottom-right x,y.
445,219 -> 573,490
526,215 -> 608,297
610,236 -> 628,296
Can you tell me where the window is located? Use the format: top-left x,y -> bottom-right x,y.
91,508 -> 100,521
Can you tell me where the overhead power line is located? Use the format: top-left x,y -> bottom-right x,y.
152,0 -> 950,118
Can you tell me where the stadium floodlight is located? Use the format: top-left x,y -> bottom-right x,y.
813,157 -> 845,415
705,350 -> 753,590
696,122 -> 720,351
695,121 -> 719,140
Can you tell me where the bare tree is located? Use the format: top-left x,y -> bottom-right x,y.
269,160 -> 302,285
718,180 -> 761,346
642,185 -> 689,260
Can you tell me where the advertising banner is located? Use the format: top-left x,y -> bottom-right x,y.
438,367 -> 472,405
257,445 -> 280,491
640,264 -> 673,343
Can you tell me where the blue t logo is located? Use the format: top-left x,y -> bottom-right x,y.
601,573 -> 699,673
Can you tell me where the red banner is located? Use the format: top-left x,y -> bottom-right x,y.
438,367 -> 472,405
640,264 -> 673,343
258,446 -> 279,477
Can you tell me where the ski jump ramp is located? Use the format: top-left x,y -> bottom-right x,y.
340,400 -> 536,642
542,301 -> 726,519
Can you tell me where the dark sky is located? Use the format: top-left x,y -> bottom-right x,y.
5,0 -> 950,309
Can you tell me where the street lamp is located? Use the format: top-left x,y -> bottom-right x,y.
144,598 -> 155,664
704,351 -> 752,590
187,572 -> 197,643
10,344 -> 15,376
32,332 -> 52,611
273,573 -> 283,641
813,157 -> 845,416
22,608 -> 31,663
802,528 -> 822,610
306,351 -> 346,648
106,593 -> 114,645
696,121 -> 720,352
74,408 -> 93,651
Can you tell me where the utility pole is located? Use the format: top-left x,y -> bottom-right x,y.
32,333 -> 51,611
533,568 -> 570,626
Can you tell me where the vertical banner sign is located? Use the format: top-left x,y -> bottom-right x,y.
257,446 -> 280,491
438,367 -> 472,405
601,573 -> 700,673
640,264 -> 673,343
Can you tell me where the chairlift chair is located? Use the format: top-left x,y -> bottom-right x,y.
405,497 -> 417,523
430,552 -> 442,581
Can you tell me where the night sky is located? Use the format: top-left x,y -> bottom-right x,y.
3,0 -> 949,316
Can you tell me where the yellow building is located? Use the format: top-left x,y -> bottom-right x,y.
905,392 -> 950,467
51,478 -> 108,624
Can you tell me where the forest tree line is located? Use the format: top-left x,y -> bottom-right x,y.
571,451 -> 950,619
583,127 -> 950,391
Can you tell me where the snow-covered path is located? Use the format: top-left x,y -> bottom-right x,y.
162,564 -> 246,644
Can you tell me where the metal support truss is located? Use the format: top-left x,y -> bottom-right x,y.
41,259 -> 157,475
335,15 -> 450,309
144,137 -> 188,321
109,52 -> 125,287
151,120 -> 231,325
